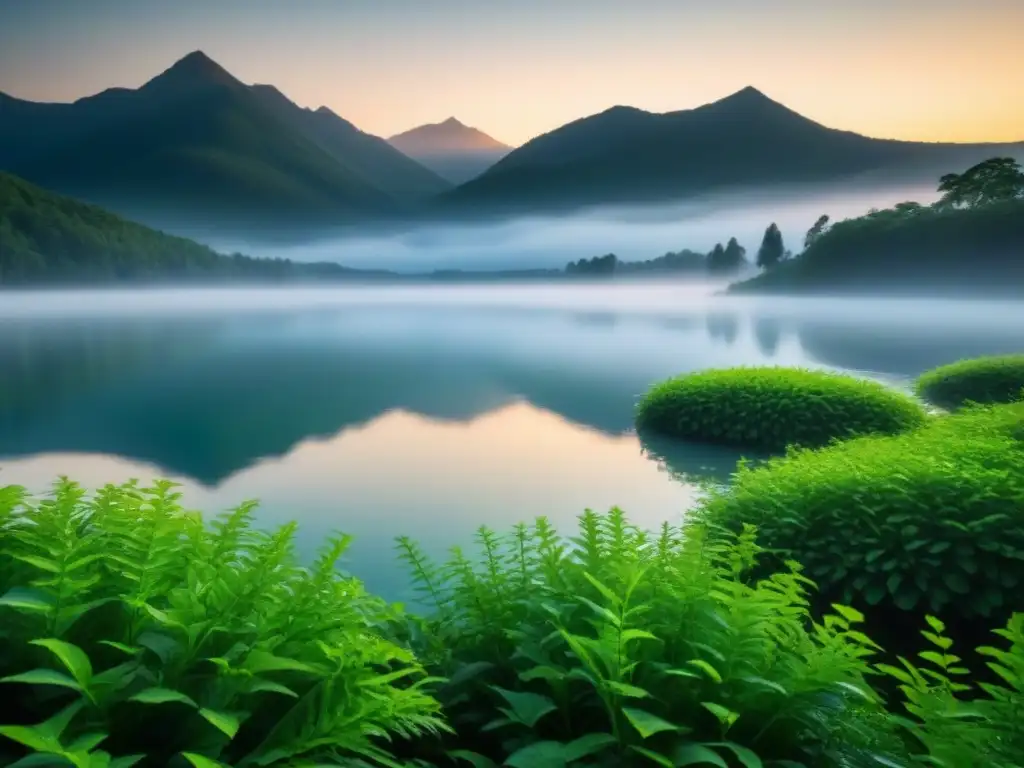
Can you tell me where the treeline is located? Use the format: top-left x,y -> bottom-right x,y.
0,172 -> 393,286
564,236 -> 758,276
732,157 -> 1024,293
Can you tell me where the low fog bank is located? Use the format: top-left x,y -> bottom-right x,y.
205,182 -> 939,273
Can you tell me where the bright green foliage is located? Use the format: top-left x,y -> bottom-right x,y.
915,354 -> 1024,410
396,509 -> 905,767
0,479 -> 446,767
635,366 -> 927,451
880,613 -> 1024,767
695,402 -> 1024,653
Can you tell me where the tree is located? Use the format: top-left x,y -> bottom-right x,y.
756,223 -> 785,270
937,157 -> 1024,210
707,241 -> 744,274
803,214 -> 831,250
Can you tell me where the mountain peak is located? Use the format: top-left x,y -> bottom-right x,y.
142,50 -> 239,92
441,117 -> 464,127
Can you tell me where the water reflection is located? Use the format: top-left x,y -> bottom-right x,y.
1,286 -> 1022,597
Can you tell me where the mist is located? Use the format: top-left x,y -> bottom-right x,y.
205,182 -> 940,273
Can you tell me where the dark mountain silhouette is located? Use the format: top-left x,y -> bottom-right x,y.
0,51 -> 449,234
389,117 -> 511,184
442,86 -> 1024,213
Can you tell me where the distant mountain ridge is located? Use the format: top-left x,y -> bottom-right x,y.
441,86 -> 1024,213
389,117 -> 511,184
0,51 -> 450,235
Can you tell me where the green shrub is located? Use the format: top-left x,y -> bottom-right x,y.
883,613 -> 1024,767
694,402 -> 1024,659
915,354 -> 1024,410
0,479 -> 446,767
396,509 -> 906,768
635,366 -> 927,451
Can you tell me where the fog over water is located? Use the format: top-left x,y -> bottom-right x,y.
206,183 -> 940,271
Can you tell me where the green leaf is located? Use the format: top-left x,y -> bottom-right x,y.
685,659 -> 723,683
129,687 -> 197,707
109,757 -> 145,768
829,604 -> 864,624
242,650 -> 317,675
708,742 -> 764,768
65,732 -> 107,753
562,733 -> 617,761
0,587 -> 54,614
491,687 -> 557,727
247,679 -> 299,698
504,741 -> 566,768
30,639 -> 92,687
942,572 -> 970,595
449,750 -> 500,768
700,702 -> 739,729
622,708 -> 679,739
630,745 -> 674,767
0,724 -> 59,752
605,680 -> 650,698
672,743 -> 729,767
99,641 -> 141,657
182,754 -> 231,768
198,709 -> 240,739
1,668 -> 81,691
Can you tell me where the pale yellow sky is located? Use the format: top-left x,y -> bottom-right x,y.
2,0 -> 1022,146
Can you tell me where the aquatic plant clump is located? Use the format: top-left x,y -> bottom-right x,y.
915,354 -> 1024,410
694,402 -> 1024,650
635,366 -> 927,451
0,479 -> 446,767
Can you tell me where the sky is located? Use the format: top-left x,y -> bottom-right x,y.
1,0 -> 1022,147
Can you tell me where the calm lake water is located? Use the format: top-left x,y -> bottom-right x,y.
1,283 -> 1022,601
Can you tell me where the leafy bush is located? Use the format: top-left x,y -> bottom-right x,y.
915,354 -> 1024,410
694,402 -> 1024,660
635,366 -> 927,451
396,509 -> 905,768
883,613 -> 1024,767
0,479 -> 446,767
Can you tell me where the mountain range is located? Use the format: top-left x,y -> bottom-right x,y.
2,51 -> 1022,237
388,118 -> 512,184
443,87 -> 1024,213
0,51 -> 450,234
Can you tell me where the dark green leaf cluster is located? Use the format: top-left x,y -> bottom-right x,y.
0,478 -> 446,767
635,367 -> 927,452
879,613 -> 1024,767
397,511 -> 906,767
695,401 -> 1024,656
915,354 -> 1024,411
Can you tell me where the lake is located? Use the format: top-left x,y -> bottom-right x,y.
1,282 -> 1022,602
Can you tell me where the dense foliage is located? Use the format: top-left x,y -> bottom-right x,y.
694,401 -> 1024,660
915,354 -> 1024,410
397,510 -> 906,767
0,172 -> 392,285
730,158 -> 1024,295
0,479 -> 446,767
634,367 -> 927,451
2,479 -> 1023,766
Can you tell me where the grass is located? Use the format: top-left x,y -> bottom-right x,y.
915,354 -> 1024,411
634,366 -> 927,452
1,480 -> 1023,766
692,401 -> 1024,663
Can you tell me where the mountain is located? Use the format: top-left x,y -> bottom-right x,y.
0,170 -> 395,284
442,87 -> 1024,213
0,51 -> 450,235
389,117 -> 511,184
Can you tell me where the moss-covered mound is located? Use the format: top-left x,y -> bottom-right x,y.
693,401 -> 1024,655
915,354 -> 1024,410
635,366 -> 927,451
